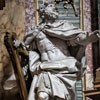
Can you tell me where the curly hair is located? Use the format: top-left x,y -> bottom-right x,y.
39,3 -> 58,21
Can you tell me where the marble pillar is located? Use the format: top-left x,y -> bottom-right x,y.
83,0 -> 94,92
25,0 -> 35,34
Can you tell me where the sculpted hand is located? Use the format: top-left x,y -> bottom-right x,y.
94,30 -> 100,38
13,40 -> 24,48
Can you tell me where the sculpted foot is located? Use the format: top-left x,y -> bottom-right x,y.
38,92 -> 49,100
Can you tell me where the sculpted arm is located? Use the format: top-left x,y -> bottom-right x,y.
43,28 -> 100,46
70,30 -> 100,46
24,29 -> 38,45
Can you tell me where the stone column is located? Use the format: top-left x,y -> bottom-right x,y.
83,0 -> 99,91
25,0 -> 35,34
83,0 -> 93,91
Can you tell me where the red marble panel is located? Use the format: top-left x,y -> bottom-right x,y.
25,0 -> 35,33
83,0 -> 94,93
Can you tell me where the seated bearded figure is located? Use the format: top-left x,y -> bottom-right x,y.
14,2 -> 100,100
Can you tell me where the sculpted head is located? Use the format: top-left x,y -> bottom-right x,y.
39,2 -> 58,22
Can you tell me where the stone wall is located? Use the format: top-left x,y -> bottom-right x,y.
0,0 -> 25,95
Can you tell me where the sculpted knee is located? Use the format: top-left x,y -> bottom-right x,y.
38,92 -> 49,100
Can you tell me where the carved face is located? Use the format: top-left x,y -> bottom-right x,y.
45,3 -> 58,19
39,3 -> 58,21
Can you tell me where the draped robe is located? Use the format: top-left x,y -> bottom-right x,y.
25,20 -> 98,100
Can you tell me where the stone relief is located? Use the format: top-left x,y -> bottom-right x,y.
54,0 -> 78,16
